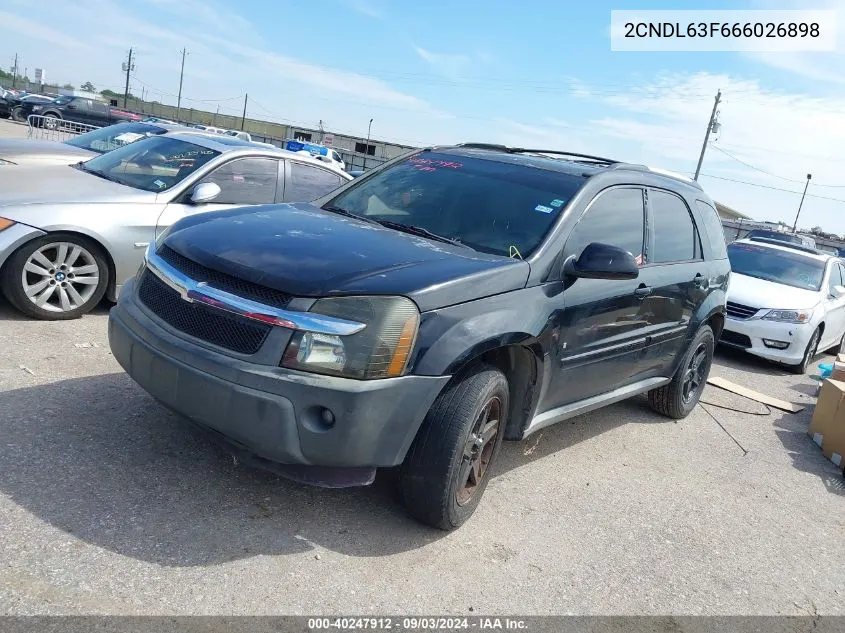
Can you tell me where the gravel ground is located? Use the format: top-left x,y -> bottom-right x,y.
0,118 -> 843,615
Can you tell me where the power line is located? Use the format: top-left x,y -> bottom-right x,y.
699,173 -> 845,204
709,144 -> 845,188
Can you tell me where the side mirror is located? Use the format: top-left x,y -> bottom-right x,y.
190,182 -> 221,204
833,285 -> 845,298
564,242 -> 639,281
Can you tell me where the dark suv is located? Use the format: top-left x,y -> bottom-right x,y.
108,144 -> 729,529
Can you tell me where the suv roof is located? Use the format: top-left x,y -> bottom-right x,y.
443,143 -> 704,191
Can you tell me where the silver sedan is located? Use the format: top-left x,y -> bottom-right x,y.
0,133 -> 352,319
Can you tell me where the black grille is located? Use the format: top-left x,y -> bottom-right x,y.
138,271 -> 271,355
726,301 -> 758,320
720,329 -> 752,349
159,246 -> 291,309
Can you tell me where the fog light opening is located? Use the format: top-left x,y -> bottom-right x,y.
301,406 -> 337,433
762,339 -> 790,350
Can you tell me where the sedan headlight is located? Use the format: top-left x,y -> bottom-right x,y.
762,309 -> 813,324
0,217 -> 15,232
281,296 -> 419,379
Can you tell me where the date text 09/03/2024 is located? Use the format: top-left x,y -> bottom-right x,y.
307,617 -> 528,630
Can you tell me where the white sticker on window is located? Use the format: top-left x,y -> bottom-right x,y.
535,204 -> 554,214
114,132 -> 145,144
153,179 -> 166,189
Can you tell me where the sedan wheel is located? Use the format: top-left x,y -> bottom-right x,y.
2,235 -> 109,320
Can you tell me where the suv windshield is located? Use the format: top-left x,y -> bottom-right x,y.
65,121 -> 166,154
79,136 -> 220,192
325,151 -> 584,256
728,242 -> 825,291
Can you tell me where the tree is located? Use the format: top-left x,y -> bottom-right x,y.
62,83 -> 74,90
81,81 -> 96,92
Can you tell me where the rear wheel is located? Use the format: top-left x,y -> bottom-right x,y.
1,233 -> 109,320
788,327 -> 820,375
400,365 -> 509,530
648,325 -> 715,419
10,106 -> 25,122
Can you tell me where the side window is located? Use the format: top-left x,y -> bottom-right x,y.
695,200 -> 728,259
828,263 -> 843,296
284,162 -> 345,202
92,102 -> 108,114
650,190 -> 699,263
200,157 -> 279,204
73,99 -> 90,111
564,188 -> 645,263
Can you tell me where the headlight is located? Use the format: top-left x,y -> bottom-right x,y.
762,309 -> 813,323
0,217 -> 15,232
281,296 -> 420,379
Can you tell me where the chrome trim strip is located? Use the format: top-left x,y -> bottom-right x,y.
143,248 -> 366,336
523,377 -> 671,437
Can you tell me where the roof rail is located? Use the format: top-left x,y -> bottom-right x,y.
609,164 -> 704,190
747,236 -> 824,255
456,143 -> 618,164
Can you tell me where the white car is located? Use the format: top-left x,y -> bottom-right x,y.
721,238 -> 845,373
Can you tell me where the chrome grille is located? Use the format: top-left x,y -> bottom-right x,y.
726,301 -> 758,320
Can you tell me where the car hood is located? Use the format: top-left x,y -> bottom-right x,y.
728,272 -> 820,310
163,203 -> 530,312
0,164 -> 151,208
0,139 -> 97,166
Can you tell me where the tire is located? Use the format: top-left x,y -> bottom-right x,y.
1,233 -> 109,320
42,112 -> 61,129
11,106 -> 25,123
787,327 -> 821,375
400,365 -> 509,530
648,325 -> 715,419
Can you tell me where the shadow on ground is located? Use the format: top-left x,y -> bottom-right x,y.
0,295 -> 112,321
0,373 -> 664,567
772,409 -> 845,497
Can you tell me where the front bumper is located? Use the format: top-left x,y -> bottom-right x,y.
721,315 -> 814,365
109,278 -> 450,475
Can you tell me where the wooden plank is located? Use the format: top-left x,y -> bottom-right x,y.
706,376 -> 804,413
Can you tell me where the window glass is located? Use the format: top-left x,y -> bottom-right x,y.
695,200 -> 728,259
65,121 -> 165,154
650,190 -> 698,262
80,136 -> 220,192
327,151 -> 585,257
284,162 -> 345,202
828,262 -> 843,295
201,157 -> 279,204
564,188 -> 645,264
727,242 -> 825,291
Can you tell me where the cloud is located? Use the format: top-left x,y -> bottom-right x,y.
0,11 -> 90,50
414,46 -> 471,78
343,0 -> 383,19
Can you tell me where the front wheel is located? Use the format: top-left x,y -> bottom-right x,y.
648,325 -> 715,419
1,234 -> 109,320
788,327 -> 820,375
11,106 -> 25,122
43,113 -> 60,129
400,365 -> 509,530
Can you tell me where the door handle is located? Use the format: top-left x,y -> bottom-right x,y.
635,285 -> 652,298
693,274 -> 707,288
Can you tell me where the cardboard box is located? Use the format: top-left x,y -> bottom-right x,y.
808,379 -> 845,470
831,361 -> 845,382
837,354 -> 845,364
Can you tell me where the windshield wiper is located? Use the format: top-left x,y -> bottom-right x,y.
322,205 -> 380,225
373,220 -> 471,249
78,163 -> 122,184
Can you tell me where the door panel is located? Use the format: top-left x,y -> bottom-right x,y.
821,262 -> 845,349
542,187 -> 648,410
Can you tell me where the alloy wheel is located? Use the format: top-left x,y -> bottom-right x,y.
682,342 -> 711,404
20,242 -> 100,313
456,396 -> 502,506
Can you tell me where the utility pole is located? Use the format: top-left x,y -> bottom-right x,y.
693,89 -> 721,181
121,48 -> 134,108
241,93 -> 248,130
11,53 -> 18,88
792,174 -> 812,233
213,105 -> 219,126
365,118 -> 373,154
176,47 -> 187,121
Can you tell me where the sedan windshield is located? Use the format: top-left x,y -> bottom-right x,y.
65,121 -> 166,154
728,242 -> 825,291
325,151 -> 584,257
79,136 -> 220,192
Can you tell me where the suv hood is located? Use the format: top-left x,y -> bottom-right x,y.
728,272 -> 820,310
0,139 -> 96,165
0,164 -> 149,207
163,203 -> 530,312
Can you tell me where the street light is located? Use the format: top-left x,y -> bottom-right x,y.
792,173 -> 812,233
365,118 -> 373,156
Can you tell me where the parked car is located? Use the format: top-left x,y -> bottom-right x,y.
107,143 -> 730,529
22,95 -> 141,128
283,139 -> 346,170
745,228 -> 816,249
0,133 -> 353,319
225,130 -> 252,141
721,237 -> 845,373
0,120 -> 191,166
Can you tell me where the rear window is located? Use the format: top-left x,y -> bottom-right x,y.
727,242 -> 825,291
695,200 -> 728,259
326,151 -> 585,257
746,229 -> 803,245
65,121 -> 165,154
